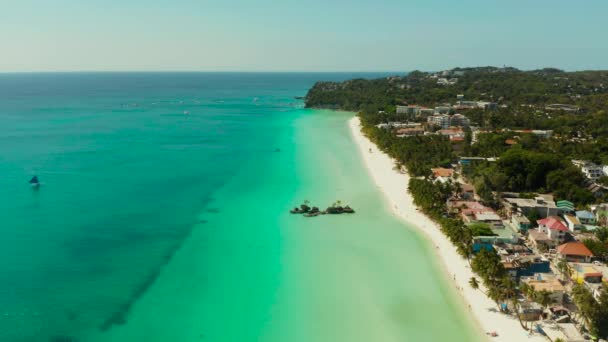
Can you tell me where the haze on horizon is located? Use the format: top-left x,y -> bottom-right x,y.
2,0 -> 607,72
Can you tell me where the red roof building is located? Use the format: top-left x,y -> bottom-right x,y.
537,216 -> 568,243
557,242 -> 594,263
538,217 -> 569,232
431,167 -> 454,178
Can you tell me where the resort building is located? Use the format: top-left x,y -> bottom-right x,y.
438,127 -> 466,141
557,242 -> 594,263
434,106 -> 452,114
395,127 -> 424,137
463,210 -> 503,228
449,113 -> 470,127
503,196 -> 559,219
545,104 -> 581,113
427,114 -> 451,129
396,105 -> 422,119
474,227 -> 518,245
431,167 -> 454,179
512,129 -> 554,139
419,108 -> 435,117
521,273 -> 565,304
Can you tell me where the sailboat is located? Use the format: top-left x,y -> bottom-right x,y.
30,175 -> 40,188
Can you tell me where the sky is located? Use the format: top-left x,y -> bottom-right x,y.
1,0 -> 607,72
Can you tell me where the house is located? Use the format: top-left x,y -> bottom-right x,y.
590,203 -> 608,226
557,242 -> 593,263
587,183 -> 608,198
511,214 -> 531,233
572,160 -> 603,181
438,127 -> 466,141
521,273 -> 565,304
556,200 -> 575,214
504,196 -> 559,218
463,211 -> 503,228
431,167 -> 454,179
528,229 -> 556,250
563,214 -> 584,232
459,201 -> 502,227
571,263 -> 602,284
461,183 -> 475,200
537,216 -> 568,244
576,210 -> 597,225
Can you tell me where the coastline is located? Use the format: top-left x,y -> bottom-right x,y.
348,116 -> 546,342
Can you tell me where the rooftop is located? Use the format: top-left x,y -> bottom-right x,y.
576,210 -> 595,219
505,197 -> 557,209
564,214 -> 581,225
521,274 -> 565,293
475,212 -> 502,221
431,167 -> 454,178
557,242 -> 593,257
537,216 -> 569,232
528,230 -> 552,242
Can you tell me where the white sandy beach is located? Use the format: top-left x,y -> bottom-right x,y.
349,117 -> 547,342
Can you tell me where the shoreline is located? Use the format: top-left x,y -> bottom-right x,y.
348,116 -> 546,342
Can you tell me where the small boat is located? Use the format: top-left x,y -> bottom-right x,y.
304,212 -> 320,217
290,207 -> 303,214
30,175 -> 40,188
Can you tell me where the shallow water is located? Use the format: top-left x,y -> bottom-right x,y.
0,73 -> 481,341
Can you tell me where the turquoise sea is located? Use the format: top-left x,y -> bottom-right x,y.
0,73 -> 482,342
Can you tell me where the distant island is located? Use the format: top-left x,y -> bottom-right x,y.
306,67 -> 608,341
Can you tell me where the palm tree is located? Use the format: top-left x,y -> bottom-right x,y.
511,297 -> 529,331
469,277 -> 480,291
535,290 -> 554,313
557,259 -> 572,283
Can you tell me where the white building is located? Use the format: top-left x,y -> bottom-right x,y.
427,114 -> 450,129
450,114 -> 470,128
572,160 -> 603,181
396,105 -> 420,118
